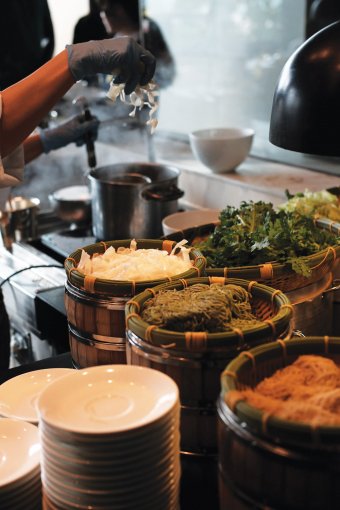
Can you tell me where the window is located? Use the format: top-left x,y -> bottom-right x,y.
49,0 -> 340,177
146,0 -> 340,177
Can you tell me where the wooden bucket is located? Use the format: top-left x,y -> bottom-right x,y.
68,322 -> 126,369
287,272 -> 334,336
64,281 -> 128,368
64,239 -> 206,368
180,451 -> 219,510
333,259 -> 340,335
218,336 -> 340,510
126,277 -> 293,455
127,329 -> 226,454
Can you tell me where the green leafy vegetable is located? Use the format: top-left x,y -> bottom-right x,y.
279,189 -> 340,221
196,201 -> 339,276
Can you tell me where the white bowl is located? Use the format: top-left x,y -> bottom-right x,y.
162,209 -> 220,236
189,127 -> 254,173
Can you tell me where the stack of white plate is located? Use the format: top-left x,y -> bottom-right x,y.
0,418 -> 41,510
37,365 -> 181,510
0,369 -> 74,424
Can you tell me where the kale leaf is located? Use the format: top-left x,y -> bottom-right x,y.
196,201 -> 339,275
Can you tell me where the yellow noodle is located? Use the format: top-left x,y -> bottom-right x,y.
240,355 -> 340,426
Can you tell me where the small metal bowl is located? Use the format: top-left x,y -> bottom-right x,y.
49,185 -> 91,225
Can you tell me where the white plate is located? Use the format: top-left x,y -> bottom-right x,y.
0,476 -> 41,505
0,369 -> 74,424
0,419 -> 40,488
40,426 -> 179,463
41,434 -> 180,478
42,471 -> 180,510
52,186 -> 90,201
37,365 -> 179,434
162,208 -> 220,236
40,402 -> 179,442
39,409 -> 179,450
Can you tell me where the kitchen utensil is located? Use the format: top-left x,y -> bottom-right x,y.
0,196 -> 40,250
162,208 -> 220,236
286,272 -> 339,336
189,127 -> 254,173
37,365 -> 180,510
0,418 -> 41,510
64,238 -> 205,368
126,276 -> 293,455
218,336 -> 340,510
72,96 -> 97,170
89,163 -> 184,240
0,368 -> 73,424
49,185 -> 91,226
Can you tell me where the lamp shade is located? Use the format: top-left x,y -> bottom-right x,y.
269,20 -> 340,156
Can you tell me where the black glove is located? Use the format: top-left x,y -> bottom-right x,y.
40,114 -> 99,153
66,37 -> 156,95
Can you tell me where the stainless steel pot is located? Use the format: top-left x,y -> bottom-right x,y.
0,196 -> 40,250
89,163 -> 184,240
49,185 -> 92,226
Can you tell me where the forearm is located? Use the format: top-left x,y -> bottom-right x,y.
0,50 -> 75,157
23,134 -> 44,163
0,38 -> 156,158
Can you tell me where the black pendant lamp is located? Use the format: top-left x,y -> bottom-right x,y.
269,20 -> 340,156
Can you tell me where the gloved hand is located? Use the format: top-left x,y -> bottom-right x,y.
66,37 -> 156,95
40,114 -> 99,154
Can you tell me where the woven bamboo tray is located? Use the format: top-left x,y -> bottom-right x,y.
163,218 -> 340,292
125,277 -> 293,352
64,238 -> 206,296
220,336 -> 340,447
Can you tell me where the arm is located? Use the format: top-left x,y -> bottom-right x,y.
0,51 -> 74,158
23,113 -> 100,163
23,134 -> 44,164
0,37 -> 155,158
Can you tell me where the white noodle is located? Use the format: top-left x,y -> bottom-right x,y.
106,81 -> 159,134
77,239 -> 192,281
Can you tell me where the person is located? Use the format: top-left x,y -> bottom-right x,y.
73,0 -> 109,45
0,36 -> 155,186
75,0 -> 175,89
0,36 -> 156,371
0,0 -> 54,90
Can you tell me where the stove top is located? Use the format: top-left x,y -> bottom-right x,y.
0,224 -> 95,349
40,228 -> 96,260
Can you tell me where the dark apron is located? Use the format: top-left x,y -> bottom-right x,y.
0,289 -> 10,371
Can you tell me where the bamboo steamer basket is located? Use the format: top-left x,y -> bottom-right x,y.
64,239 -> 206,368
218,336 -> 340,510
125,276 -> 293,455
163,217 -> 340,292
